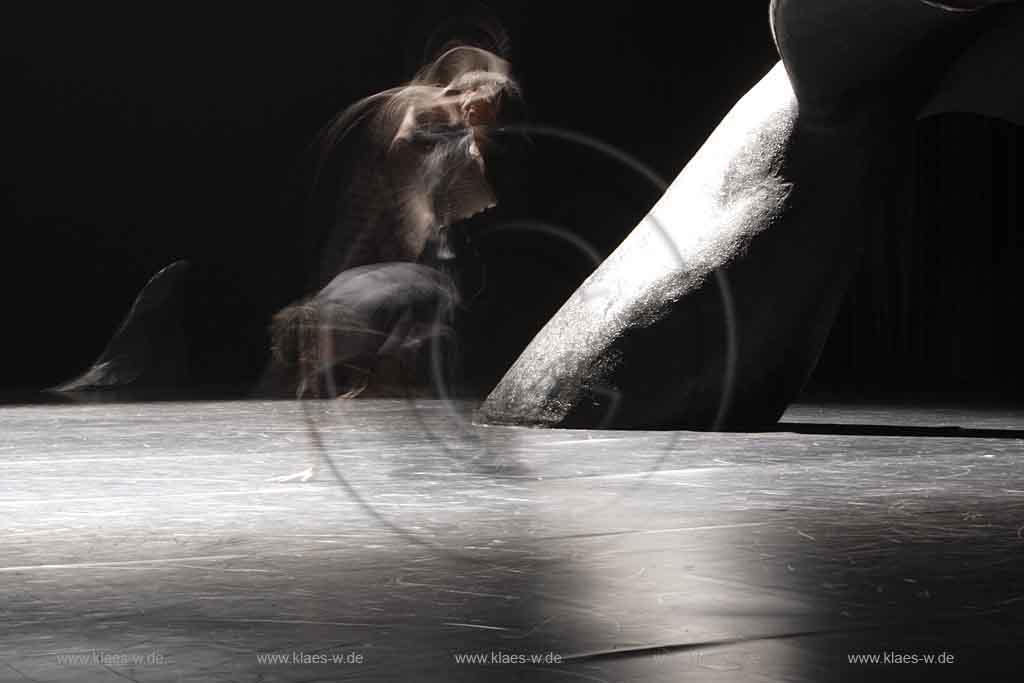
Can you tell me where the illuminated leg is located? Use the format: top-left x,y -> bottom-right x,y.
478,0 -> 1013,429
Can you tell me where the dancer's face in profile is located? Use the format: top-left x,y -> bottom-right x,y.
315,44 -> 522,275
444,71 -> 509,126
393,69 -> 514,160
380,50 -> 520,244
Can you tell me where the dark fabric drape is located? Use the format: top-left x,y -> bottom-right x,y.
811,115 -> 1023,398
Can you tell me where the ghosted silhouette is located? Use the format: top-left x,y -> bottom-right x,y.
313,42 -> 521,285
265,262 -> 459,398
52,37 -> 521,400
268,39 -> 522,398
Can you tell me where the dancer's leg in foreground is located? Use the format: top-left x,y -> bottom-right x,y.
479,0 -> 1020,429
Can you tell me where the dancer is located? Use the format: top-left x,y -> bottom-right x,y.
269,42 -> 521,398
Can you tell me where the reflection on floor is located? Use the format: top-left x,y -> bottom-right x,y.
1,399 -> 1022,681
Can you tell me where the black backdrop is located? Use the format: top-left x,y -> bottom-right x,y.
3,2 -> 1021,400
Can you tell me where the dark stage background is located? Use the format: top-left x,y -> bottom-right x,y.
3,3 -> 1021,399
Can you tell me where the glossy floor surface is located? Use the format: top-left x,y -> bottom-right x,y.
2,398 -> 1023,681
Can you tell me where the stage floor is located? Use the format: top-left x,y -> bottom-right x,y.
2,398 -> 1023,681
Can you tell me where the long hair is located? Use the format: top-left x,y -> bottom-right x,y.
270,297 -> 324,397
310,41 -> 522,286
275,25 -> 520,396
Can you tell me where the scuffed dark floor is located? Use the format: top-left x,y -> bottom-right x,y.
2,399 -> 1022,681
